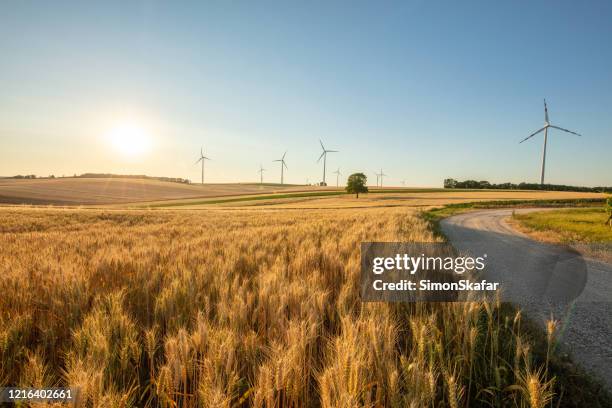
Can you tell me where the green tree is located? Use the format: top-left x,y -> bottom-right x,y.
605,197 -> 612,228
346,173 -> 368,198
443,178 -> 458,188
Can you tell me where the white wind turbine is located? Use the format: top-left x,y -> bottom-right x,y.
317,140 -> 338,185
273,151 -> 288,184
194,147 -> 211,184
333,168 -> 342,187
376,169 -> 387,188
258,164 -> 266,185
520,99 -> 582,185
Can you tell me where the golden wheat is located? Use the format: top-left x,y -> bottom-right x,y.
0,206 -> 558,406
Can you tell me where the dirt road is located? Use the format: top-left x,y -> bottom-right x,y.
441,209 -> 612,388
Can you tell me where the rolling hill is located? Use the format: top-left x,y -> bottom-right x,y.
0,177 -> 309,205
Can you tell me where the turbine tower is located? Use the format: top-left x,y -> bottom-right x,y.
258,164 -> 266,185
317,140 -> 338,185
273,151 -> 288,184
194,147 -> 210,184
333,168 -> 342,187
376,169 -> 387,188
520,99 -> 581,185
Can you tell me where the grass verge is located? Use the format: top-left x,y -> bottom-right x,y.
512,208 -> 612,243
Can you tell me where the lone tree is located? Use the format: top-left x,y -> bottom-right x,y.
605,197 -> 612,228
346,172 -> 368,198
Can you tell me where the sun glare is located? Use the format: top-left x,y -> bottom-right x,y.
107,123 -> 152,157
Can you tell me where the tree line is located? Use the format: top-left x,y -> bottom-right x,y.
3,173 -> 192,184
444,178 -> 612,193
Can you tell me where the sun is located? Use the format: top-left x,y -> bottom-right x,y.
107,123 -> 152,157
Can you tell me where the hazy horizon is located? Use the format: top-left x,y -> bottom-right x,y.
1,1 -> 611,187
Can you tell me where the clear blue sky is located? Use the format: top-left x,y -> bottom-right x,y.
1,1 -> 611,186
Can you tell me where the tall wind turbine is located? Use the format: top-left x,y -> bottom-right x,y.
317,140 -> 338,185
273,151 -> 288,184
194,147 -> 211,184
520,99 -> 581,185
376,169 -> 387,188
333,168 -> 342,187
258,164 -> 266,185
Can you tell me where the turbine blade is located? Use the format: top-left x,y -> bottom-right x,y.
544,99 -> 549,123
201,147 -> 203,156
317,151 -> 325,162
326,150 -> 338,153
549,125 -> 581,136
273,159 -> 282,162
195,158 -> 202,164
319,139 -> 326,151
283,161 -> 288,170
282,151 -> 287,160
519,126 -> 547,143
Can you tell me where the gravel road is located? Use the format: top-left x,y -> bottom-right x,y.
441,208 -> 612,388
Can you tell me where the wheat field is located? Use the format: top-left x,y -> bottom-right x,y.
0,206 -> 561,407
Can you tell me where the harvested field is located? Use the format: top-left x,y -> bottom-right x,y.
163,190 -> 606,210
0,178 -> 309,205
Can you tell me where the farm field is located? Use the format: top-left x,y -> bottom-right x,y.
1,177 -> 605,208
0,178 -> 311,205
148,190 -> 606,210
1,203 -> 608,407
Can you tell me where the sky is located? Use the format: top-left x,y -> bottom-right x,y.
1,1 -> 611,187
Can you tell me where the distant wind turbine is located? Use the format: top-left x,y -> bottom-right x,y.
273,151 -> 288,184
333,168 -> 342,187
520,99 -> 582,185
376,169 -> 387,188
194,147 -> 211,184
317,140 -> 338,185
258,164 -> 266,185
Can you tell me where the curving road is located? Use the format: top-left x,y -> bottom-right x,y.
441,209 -> 612,388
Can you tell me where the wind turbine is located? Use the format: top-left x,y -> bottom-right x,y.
520,99 -> 581,185
333,168 -> 342,187
376,169 -> 387,188
273,151 -> 288,184
257,164 -> 266,185
317,140 -> 338,185
194,147 -> 211,184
